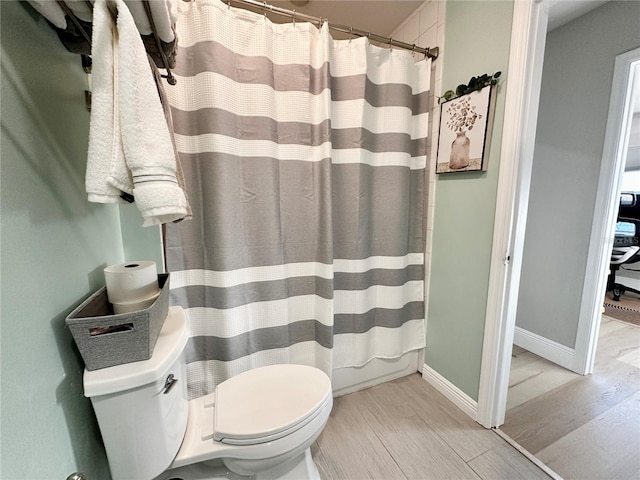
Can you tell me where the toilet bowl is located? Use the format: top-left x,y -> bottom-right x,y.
83,307 -> 333,480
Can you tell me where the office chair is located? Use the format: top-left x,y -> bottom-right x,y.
608,191 -> 640,301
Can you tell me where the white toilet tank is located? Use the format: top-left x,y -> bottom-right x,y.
84,307 -> 190,480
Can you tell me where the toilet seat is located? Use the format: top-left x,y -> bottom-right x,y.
214,364 -> 332,446
170,367 -> 333,471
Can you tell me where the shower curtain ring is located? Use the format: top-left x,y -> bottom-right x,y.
292,9 -> 295,25
349,26 -> 353,42
389,37 -> 393,50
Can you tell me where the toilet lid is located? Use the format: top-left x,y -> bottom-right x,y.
214,364 -> 331,445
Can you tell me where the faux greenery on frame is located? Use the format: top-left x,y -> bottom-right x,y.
439,71 -> 502,104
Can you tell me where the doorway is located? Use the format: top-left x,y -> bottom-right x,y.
500,45 -> 640,477
510,8 -> 640,379
476,0 -> 640,430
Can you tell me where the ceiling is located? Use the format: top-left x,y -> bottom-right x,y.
240,0 -> 611,39
237,0 -> 424,40
546,0 -> 609,31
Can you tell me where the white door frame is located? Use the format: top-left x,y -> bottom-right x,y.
572,49 -> 639,374
476,0 -> 640,428
476,0 -> 550,428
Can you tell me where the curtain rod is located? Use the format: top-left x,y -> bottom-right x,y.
226,0 -> 439,60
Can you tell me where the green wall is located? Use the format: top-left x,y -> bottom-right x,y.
426,0 -> 513,400
1,3 -> 125,478
119,203 -> 165,269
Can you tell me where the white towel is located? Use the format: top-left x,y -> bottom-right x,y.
86,0 -> 127,203
28,1 -> 68,29
124,0 -> 177,42
87,0 -> 189,226
28,1 -> 175,42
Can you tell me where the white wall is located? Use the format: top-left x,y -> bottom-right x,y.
516,1 -> 640,348
621,171 -> 640,190
626,113 -> 640,170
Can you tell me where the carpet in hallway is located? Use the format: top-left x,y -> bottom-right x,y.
604,290 -> 640,326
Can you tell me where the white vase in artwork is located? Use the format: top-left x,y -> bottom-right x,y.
449,131 -> 470,169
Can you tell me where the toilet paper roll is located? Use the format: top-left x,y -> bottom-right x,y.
112,290 -> 161,314
104,261 -> 159,304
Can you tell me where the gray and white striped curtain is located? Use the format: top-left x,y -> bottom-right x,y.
165,0 -> 429,399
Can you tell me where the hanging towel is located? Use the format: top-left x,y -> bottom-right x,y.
86,0 -> 189,226
124,0 -> 177,42
148,54 -> 192,222
28,1 -> 72,29
28,1 -> 175,38
125,0 -> 179,68
85,0 -> 125,204
27,0 -> 178,67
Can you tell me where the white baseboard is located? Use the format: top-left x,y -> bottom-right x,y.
513,326 -> 575,371
421,364 -> 478,420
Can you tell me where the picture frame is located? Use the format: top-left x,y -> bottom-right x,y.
436,84 -> 497,174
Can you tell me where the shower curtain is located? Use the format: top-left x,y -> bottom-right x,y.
165,0 -> 430,398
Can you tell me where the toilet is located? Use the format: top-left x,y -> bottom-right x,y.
83,306 -> 333,480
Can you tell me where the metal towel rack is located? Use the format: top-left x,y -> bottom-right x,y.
57,0 -> 176,85
140,0 -> 176,85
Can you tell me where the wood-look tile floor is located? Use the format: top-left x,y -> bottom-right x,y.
312,373 -> 551,480
502,315 -> 640,480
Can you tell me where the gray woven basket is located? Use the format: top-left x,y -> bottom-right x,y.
66,274 -> 169,370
